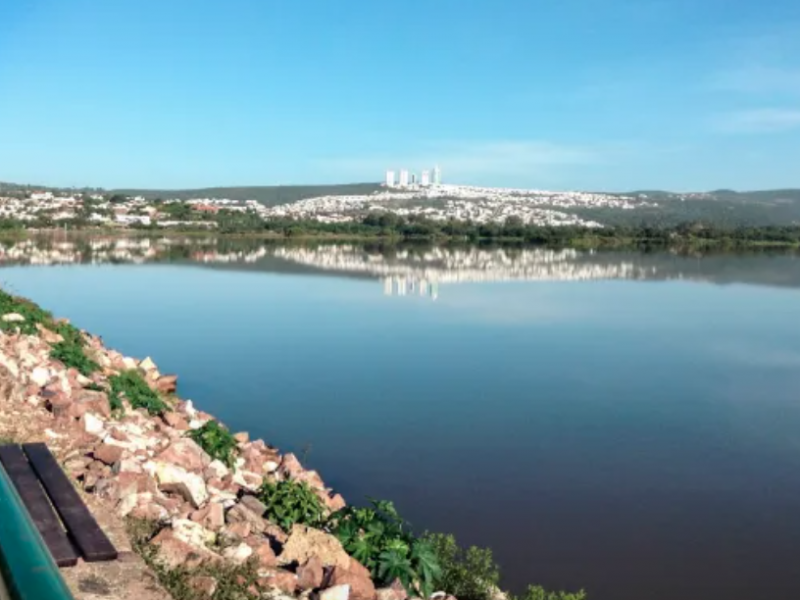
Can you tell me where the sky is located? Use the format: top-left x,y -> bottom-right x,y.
0,0 -> 799,192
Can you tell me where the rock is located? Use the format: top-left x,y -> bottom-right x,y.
222,542 -> 254,564
319,490 -> 347,512
153,462 -> 208,508
171,518 -> 216,547
156,439 -> 211,472
188,576 -> 218,598
30,366 -> 51,387
234,470 -> 263,493
376,580 -> 408,600
251,538 -> 278,568
297,556 -> 324,590
239,494 -> 267,516
82,413 -> 106,437
156,374 -> 178,394
151,528 -> 218,571
2,313 -> 25,322
36,324 -> 64,344
162,412 -> 189,431
48,395 -> 73,418
234,431 -> 249,444
75,390 -> 112,419
219,522 -> 251,544
278,525 -> 351,570
280,453 -> 304,479
139,356 -> 157,372
326,558 -> 376,600
204,459 -> 230,480
225,503 -> 267,534
320,585 -> 351,600
94,443 -> 124,466
190,502 -> 225,531
258,570 -> 298,595
122,357 -> 138,371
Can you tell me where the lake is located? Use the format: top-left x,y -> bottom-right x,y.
2,236 -> 800,600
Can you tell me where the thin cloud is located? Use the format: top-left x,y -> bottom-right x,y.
710,65 -> 800,96
712,108 -> 800,134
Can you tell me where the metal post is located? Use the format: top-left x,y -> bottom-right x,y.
0,464 -> 75,600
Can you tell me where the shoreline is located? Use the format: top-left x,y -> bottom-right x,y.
0,289 -> 585,600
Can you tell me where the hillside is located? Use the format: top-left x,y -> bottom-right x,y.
111,183 -> 383,206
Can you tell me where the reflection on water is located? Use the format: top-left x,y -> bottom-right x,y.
2,236 -> 800,297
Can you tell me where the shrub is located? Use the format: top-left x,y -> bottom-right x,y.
188,420 -> 237,467
257,479 -> 326,531
329,499 -> 440,597
109,370 -> 168,415
0,290 -> 52,335
426,533 -> 587,600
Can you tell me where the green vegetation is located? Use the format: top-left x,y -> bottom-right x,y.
188,420 -> 238,467
518,587 -> 587,600
256,479 -> 326,531
0,289 -> 53,335
329,499 -> 440,597
50,339 -> 99,376
109,370 -> 168,415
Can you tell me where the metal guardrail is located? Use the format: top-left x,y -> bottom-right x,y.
0,463 -> 74,600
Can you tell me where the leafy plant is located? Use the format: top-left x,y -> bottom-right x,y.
329,499 -> 440,597
257,479 -> 326,531
517,587 -> 587,600
0,289 -> 52,334
187,420 -> 237,467
109,370 -> 168,415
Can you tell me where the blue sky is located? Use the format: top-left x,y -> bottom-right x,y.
0,0 -> 799,191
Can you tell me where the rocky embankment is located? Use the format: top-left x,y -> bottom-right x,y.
0,308 -> 436,600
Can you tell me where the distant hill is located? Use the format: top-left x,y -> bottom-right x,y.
111,183 -> 383,206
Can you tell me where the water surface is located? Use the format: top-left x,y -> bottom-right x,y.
2,237 -> 800,600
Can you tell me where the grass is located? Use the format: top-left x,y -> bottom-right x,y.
127,519 -> 261,600
109,370 -> 168,415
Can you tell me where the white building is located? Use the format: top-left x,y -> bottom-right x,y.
421,170 -> 431,186
433,165 -> 442,185
399,170 -> 409,187
385,170 -> 396,187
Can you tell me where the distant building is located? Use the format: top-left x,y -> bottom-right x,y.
433,165 -> 442,185
411,173 -> 417,185
399,170 -> 409,187
421,170 -> 431,186
385,170 -> 396,187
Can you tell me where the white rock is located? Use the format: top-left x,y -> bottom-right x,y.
154,462 -> 209,508
264,460 -> 280,473
205,459 -> 230,480
44,429 -> 63,439
83,413 -> 106,437
122,357 -> 138,370
30,367 -> 50,387
222,542 -> 253,564
183,400 -> 197,417
321,585 -> 351,600
139,356 -> 157,372
2,313 -> 25,322
116,492 -> 148,518
172,518 -> 216,547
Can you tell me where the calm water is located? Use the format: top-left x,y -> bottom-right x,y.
2,238 -> 800,600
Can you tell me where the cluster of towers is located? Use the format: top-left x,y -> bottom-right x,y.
385,166 -> 441,188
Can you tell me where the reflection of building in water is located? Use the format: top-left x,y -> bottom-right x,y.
382,276 -> 438,300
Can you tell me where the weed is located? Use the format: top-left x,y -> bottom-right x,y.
50,340 -> 99,376
257,479 -> 326,531
109,370 -> 168,415
187,420 -> 237,467
329,499 -> 440,597
0,289 -> 52,335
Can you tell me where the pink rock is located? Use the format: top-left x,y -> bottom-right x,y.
233,431 -> 249,444
94,443 -> 124,466
162,412 -> 189,431
298,555 -> 324,590
258,570 -> 298,595
156,439 -> 211,472
188,576 -> 218,598
156,375 -> 178,394
190,503 -> 225,532
280,453 -> 304,478
376,580 -> 408,600
326,558 -> 377,600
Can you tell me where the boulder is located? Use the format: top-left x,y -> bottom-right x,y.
139,356 -> 157,373
239,494 -> 267,516
222,542 -> 254,564
48,395 -> 73,419
225,503 -> 267,534
190,502 -> 225,532
233,431 -> 249,444
326,558 -> 376,600
30,366 -> 51,387
94,443 -> 124,466
162,412 -> 189,431
204,459 -> 230,480
81,413 -> 106,437
321,585 -> 351,600
153,462 -> 208,508
249,537 -> 278,568
278,525 -> 351,570
156,439 -> 211,472
297,555 -> 324,590
280,453 -> 304,479
2,313 -> 25,323
171,518 -> 216,547
156,375 -> 178,394
219,522 -> 251,544
257,570 -> 298,595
